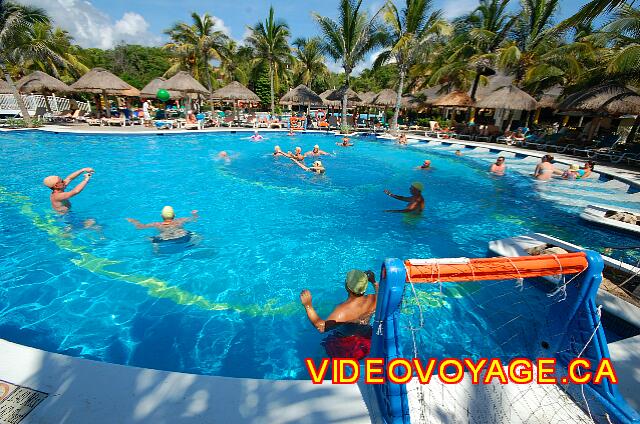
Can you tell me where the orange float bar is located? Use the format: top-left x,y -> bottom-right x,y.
404,252 -> 588,283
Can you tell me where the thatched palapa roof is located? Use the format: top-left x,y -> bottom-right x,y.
70,67 -> 139,96
163,71 -> 209,95
140,77 -> 181,99
279,84 -> 323,105
212,81 -> 259,101
357,91 -> 377,106
475,85 -> 538,111
16,71 -> 70,93
320,89 -> 340,107
326,86 -> 361,103
372,89 -> 398,107
558,84 -> 640,116
401,95 -> 420,110
433,91 -> 475,107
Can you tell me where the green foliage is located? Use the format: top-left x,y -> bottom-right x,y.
352,64 -> 398,92
254,72 -> 272,106
77,45 -> 171,89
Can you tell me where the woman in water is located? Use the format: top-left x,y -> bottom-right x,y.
290,147 -> 304,161
579,161 -> 595,178
250,130 -> 264,141
534,155 -> 557,180
127,206 -> 198,241
336,137 -> 353,147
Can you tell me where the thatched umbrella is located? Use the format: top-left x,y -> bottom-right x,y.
372,89 -> 398,107
212,81 -> 260,121
16,71 -> 71,113
558,84 -> 640,141
320,89 -> 340,108
417,85 -> 447,106
475,85 -> 538,111
433,91 -> 475,107
475,85 -> 537,130
357,91 -> 376,107
326,86 -> 361,103
162,71 -> 209,111
212,81 -> 260,102
279,84 -> 323,106
70,67 -> 139,117
537,86 -> 562,109
401,95 -> 420,110
139,77 -> 180,100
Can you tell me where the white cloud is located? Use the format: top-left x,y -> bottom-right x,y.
17,0 -> 163,48
442,0 -> 478,20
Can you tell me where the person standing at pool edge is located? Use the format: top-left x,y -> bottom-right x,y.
384,182 -> 425,213
300,270 -> 378,332
43,167 -> 94,213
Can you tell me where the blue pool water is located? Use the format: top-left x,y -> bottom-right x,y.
0,130 -> 638,379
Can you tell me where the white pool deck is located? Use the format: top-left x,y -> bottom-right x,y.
0,339 -> 379,424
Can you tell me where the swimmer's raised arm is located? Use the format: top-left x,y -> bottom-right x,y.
384,189 -> 412,202
175,210 -> 199,224
300,289 -> 327,332
64,167 -> 93,185
55,172 -> 92,200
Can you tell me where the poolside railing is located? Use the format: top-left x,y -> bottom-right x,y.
0,94 -> 91,116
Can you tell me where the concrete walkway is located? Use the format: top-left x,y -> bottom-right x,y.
0,339 -> 376,424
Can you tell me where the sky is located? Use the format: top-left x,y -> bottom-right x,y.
19,0 -> 591,71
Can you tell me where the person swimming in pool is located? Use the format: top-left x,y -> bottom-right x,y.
417,160 -> 431,170
490,156 -> 506,175
273,145 -> 289,157
455,150 -> 462,156
126,207 -> 198,241
384,182 -> 425,213
287,128 -> 296,136
534,155 -> 558,180
250,130 -> 264,141
304,144 -> 329,157
290,157 -> 325,174
300,269 -> 378,332
43,167 -> 94,213
337,137 -> 353,147
290,146 -> 304,161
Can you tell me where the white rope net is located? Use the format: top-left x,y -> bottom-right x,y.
399,262 -> 605,424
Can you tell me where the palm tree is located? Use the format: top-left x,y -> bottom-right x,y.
292,37 -> 328,91
467,0 -> 517,53
377,0 -> 450,130
314,0 -> 385,126
559,0 -> 635,28
496,0 -> 560,82
165,13 -> 229,104
599,4 -> 640,85
218,40 -> 254,85
0,0 -> 50,126
246,7 -> 291,114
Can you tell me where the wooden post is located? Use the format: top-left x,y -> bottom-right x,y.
533,108 -> 541,124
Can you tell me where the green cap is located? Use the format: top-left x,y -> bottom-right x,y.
346,270 -> 368,295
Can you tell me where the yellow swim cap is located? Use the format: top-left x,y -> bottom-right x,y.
411,182 -> 424,192
346,270 -> 368,295
161,206 -> 175,219
313,160 -> 323,168
43,175 -> 60,188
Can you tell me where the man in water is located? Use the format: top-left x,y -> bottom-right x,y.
273,145 -> 288,157
300,269 -> 377,333
304,144 -> 329,157
490,156 -> 506,175
43,167 -> 94,213
250,130 -> 264,141
384,182 -> 425,213
455,150 -> 462,156
417,160 -> 431,170
126,206 -> 198,241
337,137 -> 353,147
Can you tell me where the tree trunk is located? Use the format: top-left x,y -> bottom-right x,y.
269,61 -> 275,115
0,62 -> 32,127
627,115 -> 640,144
342,71 -> 350,132
203,52 -> 213,108
392,67 -> 405,132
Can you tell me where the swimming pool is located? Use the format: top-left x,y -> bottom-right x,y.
0,130 -> 638,379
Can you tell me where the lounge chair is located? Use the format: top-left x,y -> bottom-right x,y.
154,120 -> 176,130
596,141 -> 638,163
573,135 -> 620,158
